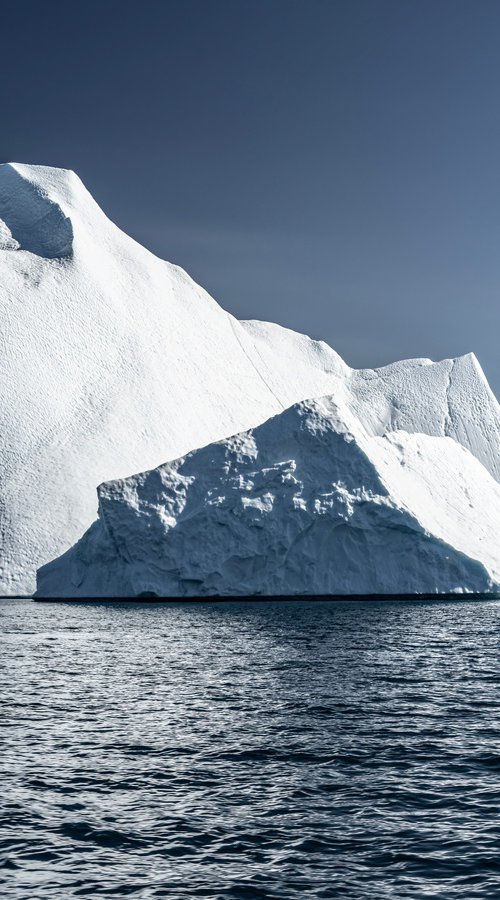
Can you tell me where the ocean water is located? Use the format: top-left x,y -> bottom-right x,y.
3,597 -> 500,899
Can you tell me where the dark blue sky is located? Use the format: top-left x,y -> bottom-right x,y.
2,1 -> 500,392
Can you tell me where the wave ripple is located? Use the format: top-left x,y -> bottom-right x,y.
2,598 -> 500,898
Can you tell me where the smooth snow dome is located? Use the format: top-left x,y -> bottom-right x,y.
36,397 -> 500,598
2,162 -> 500,594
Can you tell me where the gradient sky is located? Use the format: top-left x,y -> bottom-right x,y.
2,0 -> 500,392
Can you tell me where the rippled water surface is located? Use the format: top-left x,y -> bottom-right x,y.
3,598 -> 500,898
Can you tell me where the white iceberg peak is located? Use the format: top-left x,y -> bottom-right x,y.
0,163 -> 499,594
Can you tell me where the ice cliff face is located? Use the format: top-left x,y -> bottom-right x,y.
36,396 -> 500,597
1,162 -> 500,594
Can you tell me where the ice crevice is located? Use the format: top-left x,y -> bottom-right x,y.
229,317 -> 287,411
443,358 -> 456,437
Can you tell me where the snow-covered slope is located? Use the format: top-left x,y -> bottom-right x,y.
36,396 -> 500,598
2,162 -> 500,594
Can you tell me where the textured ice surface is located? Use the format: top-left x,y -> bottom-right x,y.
36,396 -> 500,597
2,163 -> 500,594
0,165 -> 73,258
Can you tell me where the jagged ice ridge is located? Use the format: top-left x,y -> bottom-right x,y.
36,396 -> 500,597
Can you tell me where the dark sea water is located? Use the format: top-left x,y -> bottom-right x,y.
3,597 -> 500,898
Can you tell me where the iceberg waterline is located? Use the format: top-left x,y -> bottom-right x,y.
0,163 -> 498,596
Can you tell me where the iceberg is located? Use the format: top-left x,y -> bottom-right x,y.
1,162 -> 500,594
36,396 -> 500,597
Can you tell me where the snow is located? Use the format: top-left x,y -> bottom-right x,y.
0,164 -> 73,258
36,397 -> 500,598
1,162 -> 500,594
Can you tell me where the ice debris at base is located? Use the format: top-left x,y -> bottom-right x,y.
1,162 -> 500,594
36,396 -> 500,598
